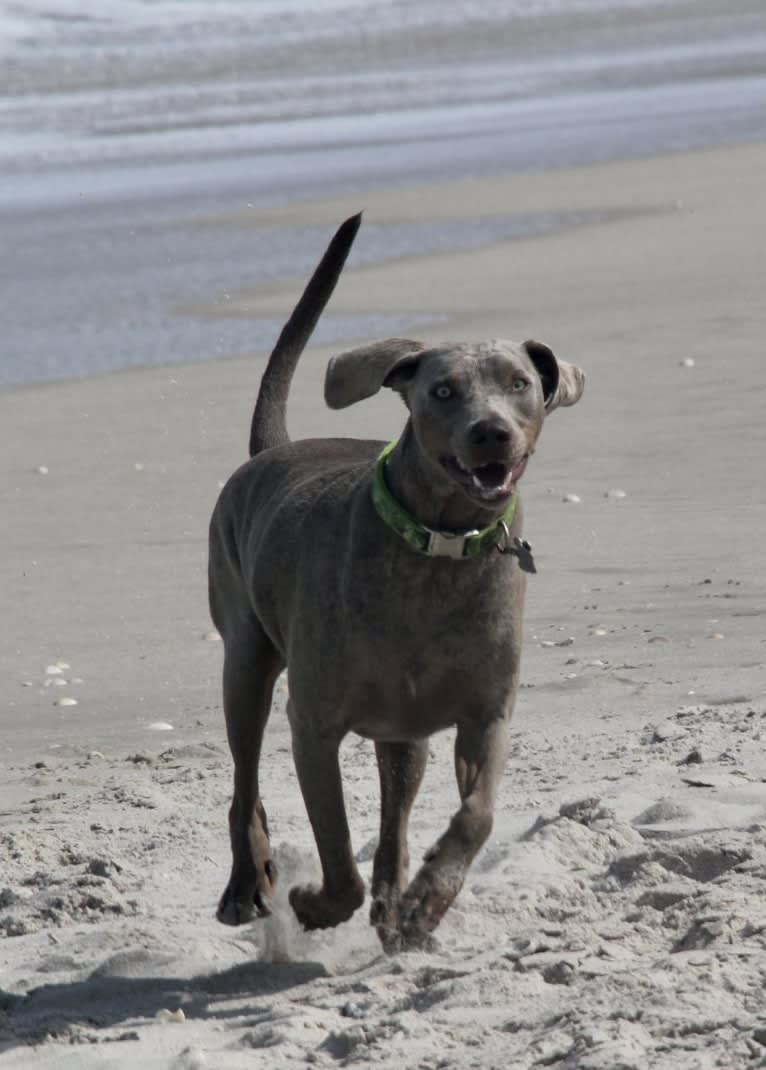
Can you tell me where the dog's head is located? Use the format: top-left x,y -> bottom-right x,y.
325,338 -> 584,507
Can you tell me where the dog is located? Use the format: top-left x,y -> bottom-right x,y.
208,213 -> 584,949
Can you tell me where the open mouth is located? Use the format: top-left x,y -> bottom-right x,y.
442,454 -> 529,503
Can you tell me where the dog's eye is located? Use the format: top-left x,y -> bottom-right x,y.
433,384 -> 453,400
512,377 -> 529,393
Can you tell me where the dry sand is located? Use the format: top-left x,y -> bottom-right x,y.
2,141 -> 766,1067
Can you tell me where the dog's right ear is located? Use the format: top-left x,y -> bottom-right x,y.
524,340 -> 585,413
324,339 -> 425,409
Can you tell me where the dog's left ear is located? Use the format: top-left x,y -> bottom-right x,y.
325,338 -> 425,409
524,340 -> 585,413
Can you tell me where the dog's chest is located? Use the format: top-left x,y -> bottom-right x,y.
332,558 -> 523,737
341,656 -> 515,740
250,476 -> 526,734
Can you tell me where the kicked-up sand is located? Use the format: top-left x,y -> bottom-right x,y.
2,141 -> 766,1066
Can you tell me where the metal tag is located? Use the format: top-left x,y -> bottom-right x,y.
496,522 -> 537,573
511,537 -> 537,574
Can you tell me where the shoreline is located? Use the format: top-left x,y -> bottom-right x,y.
4,0 -> 766,391
0,138 -> 755,394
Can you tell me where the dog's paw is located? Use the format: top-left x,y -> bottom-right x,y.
390,928 -> 440,954
369,881 -> 399,926
289,878 -> 364,930
217,886 -> 255,926
396,864 -> 462,947
370,886 -> 406,950
216,860 -> 277,925
369,871 -> 445,951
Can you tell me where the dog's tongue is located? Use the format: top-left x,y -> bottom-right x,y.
471,464 -> 512,500
471,456 -> 528,500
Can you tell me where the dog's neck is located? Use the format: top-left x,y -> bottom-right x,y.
383,421 -> 511,533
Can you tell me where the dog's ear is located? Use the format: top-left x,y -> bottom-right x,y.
524,340 -> 585,413
324,339 -> 425,409
549,359 -> 585,411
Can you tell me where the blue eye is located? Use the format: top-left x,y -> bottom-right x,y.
512,378 -> 529,393
434,384 -> 452,400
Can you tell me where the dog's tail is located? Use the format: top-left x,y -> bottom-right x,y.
248,212 -> 362,458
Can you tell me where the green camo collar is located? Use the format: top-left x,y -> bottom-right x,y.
371,440 -> 519,561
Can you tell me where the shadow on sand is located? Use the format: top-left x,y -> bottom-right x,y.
0,958 -> 327,1049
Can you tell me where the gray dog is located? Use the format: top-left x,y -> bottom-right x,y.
209,214 -> 584,949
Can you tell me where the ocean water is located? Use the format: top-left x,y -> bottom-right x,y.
1,0 -> 765,384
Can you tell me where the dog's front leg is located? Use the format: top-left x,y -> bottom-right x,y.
287,700 -> 365,929
398,714 -> 509,948
370,739 -> 429,948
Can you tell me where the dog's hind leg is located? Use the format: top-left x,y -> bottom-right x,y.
369,739 -> 428,948
287,702 -> 365,929
217,618 -> 284,926
398,715 -> 509,948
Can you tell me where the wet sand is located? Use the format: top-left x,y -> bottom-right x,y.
2,140 -> 766,1066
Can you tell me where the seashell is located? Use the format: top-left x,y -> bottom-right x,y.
155,1008 -> 185,1023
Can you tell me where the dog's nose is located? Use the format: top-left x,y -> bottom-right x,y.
467,418 -> 512,447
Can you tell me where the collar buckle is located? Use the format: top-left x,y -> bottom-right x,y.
426,528 -> 478,559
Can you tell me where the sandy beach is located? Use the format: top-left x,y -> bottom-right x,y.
2,137 -> 766,1066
